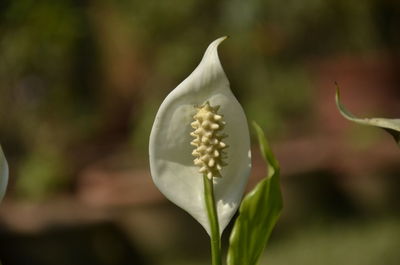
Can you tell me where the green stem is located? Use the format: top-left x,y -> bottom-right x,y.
203,175 -> 222,265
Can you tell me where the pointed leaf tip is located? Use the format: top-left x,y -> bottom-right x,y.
335,84 -> 400,147
251,121 -> 279,171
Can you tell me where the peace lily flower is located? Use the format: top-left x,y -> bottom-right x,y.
149,37 -> 251,236
0,145 -> 9,201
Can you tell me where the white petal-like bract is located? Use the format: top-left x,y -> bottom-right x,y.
149,37 -> 251,235
0,145 -> 9,201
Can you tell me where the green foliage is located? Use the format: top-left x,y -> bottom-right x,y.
227,122 -> 283,265
335,84 -> 400,146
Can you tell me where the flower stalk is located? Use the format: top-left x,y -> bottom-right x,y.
203,174 -> 222,265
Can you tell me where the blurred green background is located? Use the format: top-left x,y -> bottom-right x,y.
0,0 -> 400,264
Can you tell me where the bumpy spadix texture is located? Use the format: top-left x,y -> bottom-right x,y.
0,145 -> 9,202
191,102 -> 228,179
149,37 -> 251,235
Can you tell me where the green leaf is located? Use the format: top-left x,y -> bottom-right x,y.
227,121 -> 283,265
335,83 -> 400,146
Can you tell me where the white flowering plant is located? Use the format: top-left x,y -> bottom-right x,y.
149,37 -> 282,265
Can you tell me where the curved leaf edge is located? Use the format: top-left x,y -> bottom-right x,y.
227,121 -> 283,265
335,83 -> 400,146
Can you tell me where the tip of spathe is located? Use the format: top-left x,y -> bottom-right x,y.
221,35 -> 230,41
213,36 -> 229,43
202,36 -> 230,62
214,36 -> 229,46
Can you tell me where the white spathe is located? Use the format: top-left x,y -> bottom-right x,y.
0,145 -> 9,201
149,37 -> 251,236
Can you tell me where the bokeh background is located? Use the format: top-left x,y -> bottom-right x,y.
1,0 -> 400,264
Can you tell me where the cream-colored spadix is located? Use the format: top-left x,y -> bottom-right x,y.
149,37 -> 251,236
0,145 -> 9,202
